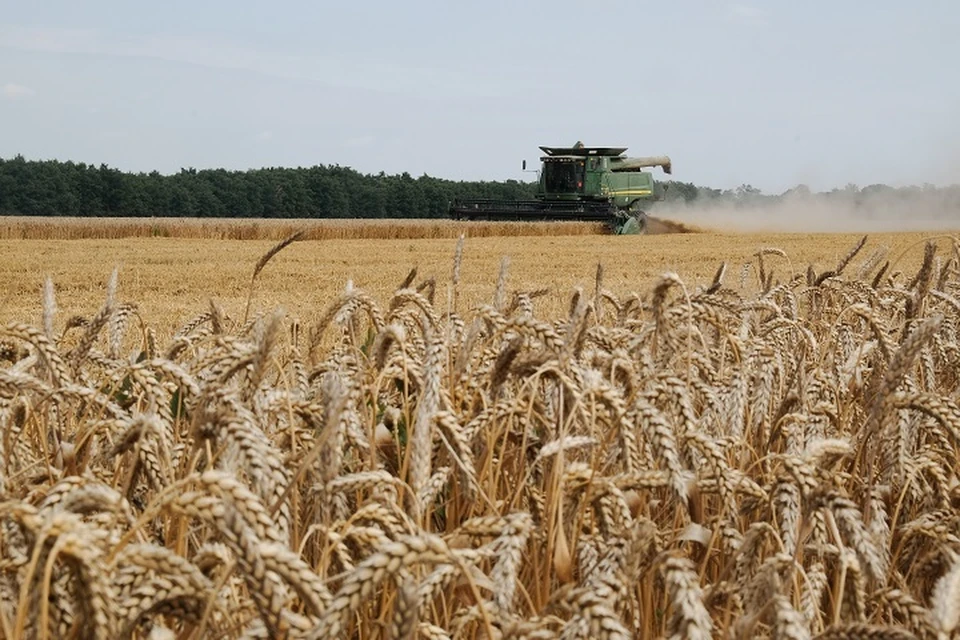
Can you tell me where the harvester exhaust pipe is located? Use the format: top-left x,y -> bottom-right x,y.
613,155 -> 672,175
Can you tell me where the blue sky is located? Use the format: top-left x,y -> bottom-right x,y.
1,1 -> 958,192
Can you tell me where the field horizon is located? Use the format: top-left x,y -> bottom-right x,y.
2,213 -> 957,241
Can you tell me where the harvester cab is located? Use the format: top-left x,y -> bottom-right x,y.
449,141 -> 672,235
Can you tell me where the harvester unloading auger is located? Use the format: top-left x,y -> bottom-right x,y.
449,142 -> 686,235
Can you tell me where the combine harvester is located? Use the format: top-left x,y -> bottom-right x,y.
449,141 -> 687,235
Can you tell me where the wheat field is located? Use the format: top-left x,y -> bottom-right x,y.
1,227 -> 960,639
0,229 -> 947,334
0,217 -> 609,241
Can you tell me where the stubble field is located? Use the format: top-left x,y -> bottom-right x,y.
3,220 -> 960,639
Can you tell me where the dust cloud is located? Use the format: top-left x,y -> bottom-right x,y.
649,186 -> 960,234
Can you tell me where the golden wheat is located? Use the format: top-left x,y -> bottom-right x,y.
0,216 -> 607,241
0,232 -> 959,638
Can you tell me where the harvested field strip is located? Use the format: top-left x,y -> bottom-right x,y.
0,216 -> 608,240
1,233 -> 959,637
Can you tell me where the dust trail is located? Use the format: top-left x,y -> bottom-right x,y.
643,217 -> 701,234
651,187 -> 960,234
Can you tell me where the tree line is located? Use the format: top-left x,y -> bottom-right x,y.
0,154 -> 957,218
0,156 -> 535,218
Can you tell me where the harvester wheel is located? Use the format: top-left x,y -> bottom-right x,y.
617,211 -> 647,235
625,201 -> 648,234
635,210 -> 648,231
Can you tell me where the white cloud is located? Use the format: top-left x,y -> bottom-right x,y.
727,4 -> 769,27
344,135 -> 375,148
0,25 -> 501,98
255,130 -> 273,142
2,83 -> 35,99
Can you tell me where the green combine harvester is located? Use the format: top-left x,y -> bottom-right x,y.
449,141 -> 673,235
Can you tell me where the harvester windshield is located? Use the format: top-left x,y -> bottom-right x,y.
543,159 -> 584,194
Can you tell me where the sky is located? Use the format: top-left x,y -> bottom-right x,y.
1,1 -> 958,193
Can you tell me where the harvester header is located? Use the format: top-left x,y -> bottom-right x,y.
449,141 -> 674,234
